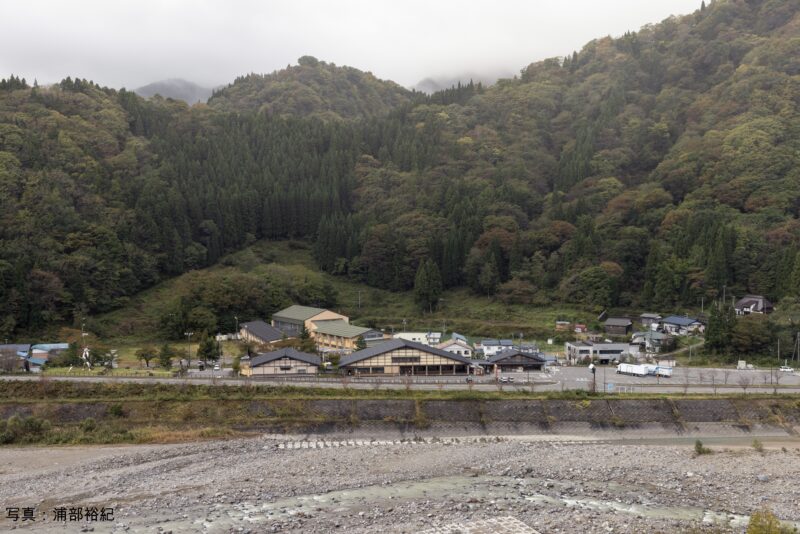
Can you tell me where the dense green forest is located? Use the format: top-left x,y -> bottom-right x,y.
207,55 -> 414,119
1,0 -> 800,345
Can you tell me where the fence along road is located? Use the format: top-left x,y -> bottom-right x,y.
2,366 -> 800,394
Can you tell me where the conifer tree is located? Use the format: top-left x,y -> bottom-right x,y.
414,259 -> 443,312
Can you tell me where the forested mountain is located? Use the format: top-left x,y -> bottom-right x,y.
2,0 -> 800,340
135,79 -> 213,104
207,56 -> 413,119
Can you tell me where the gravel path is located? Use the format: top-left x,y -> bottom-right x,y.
0,435 -> 798,533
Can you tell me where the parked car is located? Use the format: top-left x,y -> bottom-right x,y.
499,376 -> 514,383
465,376 -> 474,383
213,364 -> 220,371
779,366 -> 794,373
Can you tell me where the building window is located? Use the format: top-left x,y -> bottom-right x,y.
280,366 -> 292,371
392,356 -> 420,363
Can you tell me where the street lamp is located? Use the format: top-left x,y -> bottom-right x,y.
588,363 -> 596,394
234,316 -> 239,339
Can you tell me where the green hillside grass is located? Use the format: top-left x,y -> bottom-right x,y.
94,239 -> 594,347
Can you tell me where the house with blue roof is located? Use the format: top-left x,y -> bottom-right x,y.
24,357 -> 47,372
660,316 -> 704,336
31,343 -> 69,360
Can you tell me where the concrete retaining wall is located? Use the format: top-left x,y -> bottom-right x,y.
2,398 -> 799,435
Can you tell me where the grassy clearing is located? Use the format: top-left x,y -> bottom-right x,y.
0,414 -> 250,446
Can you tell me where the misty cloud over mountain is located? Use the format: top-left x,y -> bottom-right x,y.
135,79 -> 214,104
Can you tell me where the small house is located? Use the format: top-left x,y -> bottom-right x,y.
639,313 -> 662,328
436,338 -> 474,358
604,318 -> 632,336
392,332 -> 441,346
479,339 -> 515,357
555,321 -> 571,331
734,295 -> 773,316
631,330 -> 670,353
660,316 -> 704,335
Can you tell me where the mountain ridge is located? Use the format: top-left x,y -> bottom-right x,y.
1,0 -> 799,347
207,55 -> 414,119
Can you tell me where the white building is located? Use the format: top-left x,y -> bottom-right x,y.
436,338 -> 474,358
393,332 -> 441,346
478,339 -> 515,357
564,341 -> 638,364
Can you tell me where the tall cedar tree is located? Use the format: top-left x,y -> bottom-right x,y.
414,259 -> 443,312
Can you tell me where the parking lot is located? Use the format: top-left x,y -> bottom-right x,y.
526,364 -> 800,393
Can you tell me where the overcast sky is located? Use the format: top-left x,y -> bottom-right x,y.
1,0 -> 701,90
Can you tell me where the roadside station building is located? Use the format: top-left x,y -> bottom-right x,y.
482,349 -> 547,372
339,339 -> 474,376
240,348 -> 320,376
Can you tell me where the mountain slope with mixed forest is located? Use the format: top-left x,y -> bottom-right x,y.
207,55 -> 414,119
1,0 -> 800,348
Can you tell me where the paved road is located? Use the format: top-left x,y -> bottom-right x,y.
3,365 -> 800,394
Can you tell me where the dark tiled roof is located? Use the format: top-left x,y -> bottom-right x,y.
0,344 -> 31,354
605,318 -> 632,327
734,295 -> 773,312
249,348 -> 320,367
340,339 -> 473,366
312,320 -> 375,338
272,305 -> 327,322
662,316 -> 700,326
241,320 -> 284,343
487,349 -> 547,364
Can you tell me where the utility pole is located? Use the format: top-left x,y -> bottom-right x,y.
184,331 -> 194,370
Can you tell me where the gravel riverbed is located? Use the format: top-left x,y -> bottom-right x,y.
0,435 -> 798,533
